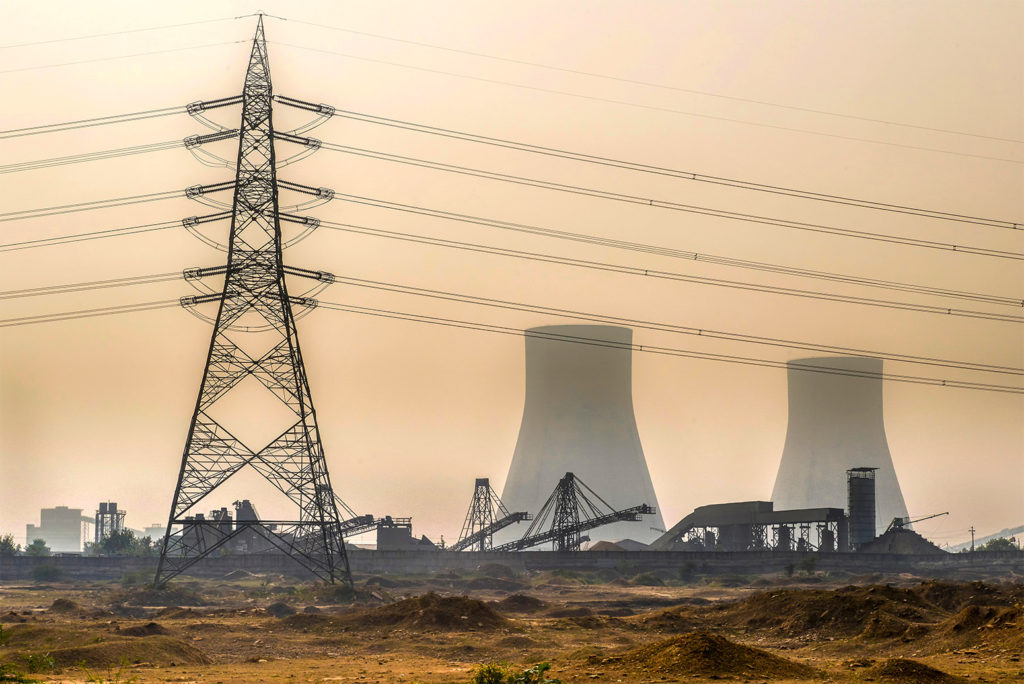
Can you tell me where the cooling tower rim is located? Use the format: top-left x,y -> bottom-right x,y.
525,324 -> 633,345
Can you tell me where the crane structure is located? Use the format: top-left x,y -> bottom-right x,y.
885,511 -> 949,534
155,17 -> 353,587
449,478 -> 531,552
492,472 -> 656,552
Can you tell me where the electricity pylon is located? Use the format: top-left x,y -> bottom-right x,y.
156,16 -> 351,586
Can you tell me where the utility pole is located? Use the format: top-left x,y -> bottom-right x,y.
155,16 -> 351,587
969,526 -> 976,552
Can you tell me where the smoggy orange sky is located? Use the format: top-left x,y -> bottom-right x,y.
1,1 -> 1021,550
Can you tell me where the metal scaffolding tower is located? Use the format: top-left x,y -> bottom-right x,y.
449,478 -> 531,552
493,472 -> 655,552
155,17 -> 351,586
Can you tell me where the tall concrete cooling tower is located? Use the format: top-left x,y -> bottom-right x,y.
500,325 -> 665,544
771,356 -> 909,533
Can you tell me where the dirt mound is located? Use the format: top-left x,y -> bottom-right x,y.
614,631 -> 816,679
914,580 -> 1009,611
2,611 -> 27,623
859,529 -> 946,555
278,613 -> 337,630
718,585 -> 935,636
49,598 -> 79,612
865,658 -> 966,683
937,604 -> 1023,647
47,635 -> 210,668
629,572 -> 665,587
860,610 -> 914,640
120,621 -> 170,637
350,593 -> 508,631
265,601 -> 297,618
495,594 -> 547,613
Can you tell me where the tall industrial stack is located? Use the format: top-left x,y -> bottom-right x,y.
499,325 -> 665,544
771,356 -> 909,533
847,467 -> 878,549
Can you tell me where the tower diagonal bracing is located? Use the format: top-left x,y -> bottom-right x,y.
155,17 -> 351,587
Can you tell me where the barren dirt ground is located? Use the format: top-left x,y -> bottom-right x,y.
1,565 -> 1022,683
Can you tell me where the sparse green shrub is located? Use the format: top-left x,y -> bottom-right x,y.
22,653 -> 53,674
470,662 -> 560,684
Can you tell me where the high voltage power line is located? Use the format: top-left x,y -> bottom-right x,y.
314,219 -> 1024,323
1,282 -> 1020,393
0,40 -> 248,75
1,268 -> 1020,376
0,15 -> 249,49
267,16 -> 1020,144
315,142 -> 1024,259
268,41 -> 1024,165
297,104 -> 1018,230
5,98 -> 1018,232
1,203 -> 1018,317
0,105 -> 187,140
0,219 -> 181,253
313,302 -> 1024,395
323,196 -> 1023,307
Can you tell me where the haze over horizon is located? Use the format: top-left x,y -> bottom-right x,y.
1,1 -> 1021,550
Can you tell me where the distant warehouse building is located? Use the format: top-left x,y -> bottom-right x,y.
26,506 -> 91,553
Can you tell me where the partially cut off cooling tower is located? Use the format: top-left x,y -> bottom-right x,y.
771,356 -> 909,533
499,325 -> 665,544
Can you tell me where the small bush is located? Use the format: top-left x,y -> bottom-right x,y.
470,662 -> 560,684
22,653 -> 54,674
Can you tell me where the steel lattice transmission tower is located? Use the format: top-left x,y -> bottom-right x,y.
156,17 -> 351,586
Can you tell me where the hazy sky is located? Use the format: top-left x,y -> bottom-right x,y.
1,1 -> 1021,549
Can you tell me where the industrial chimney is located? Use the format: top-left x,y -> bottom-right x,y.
847,467 -> 878,548
499,325 -> 665,544
770,356 -> 909,532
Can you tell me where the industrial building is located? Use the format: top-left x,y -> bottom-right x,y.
651,501 -> 848,552
771,356 -> 910,532
26,506 -> 91,553
499,325 -> 665,544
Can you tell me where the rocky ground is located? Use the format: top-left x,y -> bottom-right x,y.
1,565 -> 1022,682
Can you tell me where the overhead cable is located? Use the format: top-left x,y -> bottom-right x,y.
314,302 -> 1024,395
325,195 -> 1022,307
0,183 -> 234,223
315,143 -> 1024,260
317,219 -> 1024,323
0,40 -> 248,75
0,219 -> 180,253
327,274 -> 1023,377
295,105 -> 1018,230
0,299 -> 179,328
4,268 -> 1018,377
269,41 -> 1023,165
268,17 -> 1020,144
0,272 -> 182,300
0,15 -> 247,49
0,105 -> 186,140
